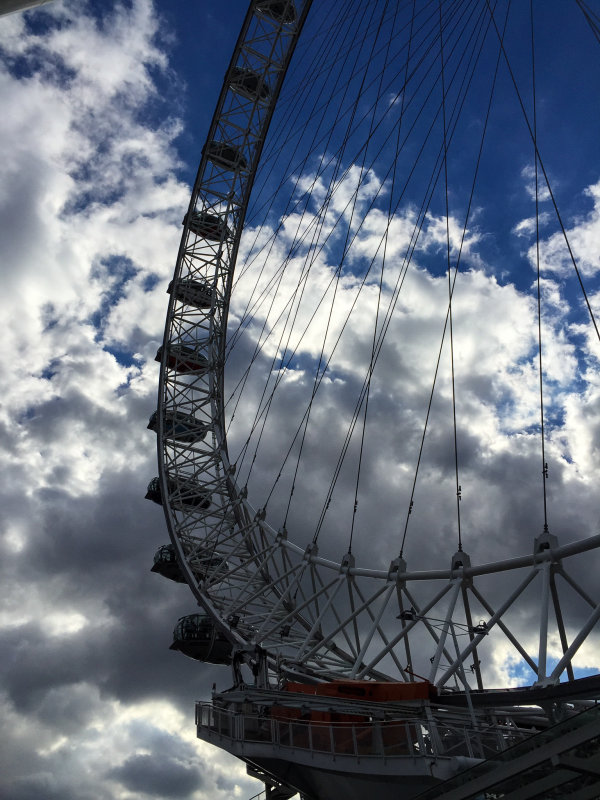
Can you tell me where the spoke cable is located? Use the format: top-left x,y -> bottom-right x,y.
349,0 -> 399,555
576,0 -> 600,45
310,0 -> 496,544
399,0 -> 509,558
439,0 -> 463,551
227,0 -> 485,466
241,0 -> 381,485
227,0 -> 474,349
267,0 -> 392,513
485,0 -> 600,345
531,0 -> 549,534
234,0 -> 496,540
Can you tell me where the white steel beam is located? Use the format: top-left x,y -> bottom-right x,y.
428,580 -> 462,683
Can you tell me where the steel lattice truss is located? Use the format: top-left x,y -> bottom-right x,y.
155,0 -> 600,693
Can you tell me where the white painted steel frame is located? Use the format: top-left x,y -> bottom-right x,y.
156,0 -> 600,692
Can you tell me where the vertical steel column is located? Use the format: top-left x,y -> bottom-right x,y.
537,561 -> 551,682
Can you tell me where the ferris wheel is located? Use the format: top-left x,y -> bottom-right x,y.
147,1 -> 600,797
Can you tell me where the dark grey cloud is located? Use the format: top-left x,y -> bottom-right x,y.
3,774 -> 77,800
0,475 -> 228,712
108,753 -> 204,798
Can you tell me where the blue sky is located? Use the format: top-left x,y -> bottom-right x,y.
0,2 -> 599,799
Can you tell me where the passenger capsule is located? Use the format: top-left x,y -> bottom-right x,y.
183,210 -> 231,241
204,140 -> 248,171
169,614 -> 233,664
145,476 -> 163,505
230,66 -> 270,101
151,544 -> 186,583
155,343 -> 210,374
255,0 -> 297,24
151,544 -> 225,583
167,277 -> 213,310
145,476 -> 211,509
147,409 -> 209,443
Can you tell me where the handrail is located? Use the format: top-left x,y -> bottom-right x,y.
195,701 -> 530,762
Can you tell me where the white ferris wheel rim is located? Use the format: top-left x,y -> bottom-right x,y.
154,0 -> 600,690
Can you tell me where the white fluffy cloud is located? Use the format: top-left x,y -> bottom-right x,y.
2,1 -> 599,797
536,182 -> 600,278
0,2 -> 259,798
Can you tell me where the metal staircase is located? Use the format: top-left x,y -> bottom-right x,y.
415,704 -> 600,799
247,765 -> 300,800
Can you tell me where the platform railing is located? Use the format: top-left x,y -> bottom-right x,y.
196,702 -> 528,761
247,788 -> 300,800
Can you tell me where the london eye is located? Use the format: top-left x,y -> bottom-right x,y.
146,1 -> 600,797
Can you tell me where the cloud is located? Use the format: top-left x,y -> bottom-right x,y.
513,178 -> 600,279
1,1 -> 599,797
512,211 -> 552,237
521,163 -> 552,203
108,753 -> 204,798
223,154 -> 600,686
535,181 -> 600,278
0,2 -> 259,798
